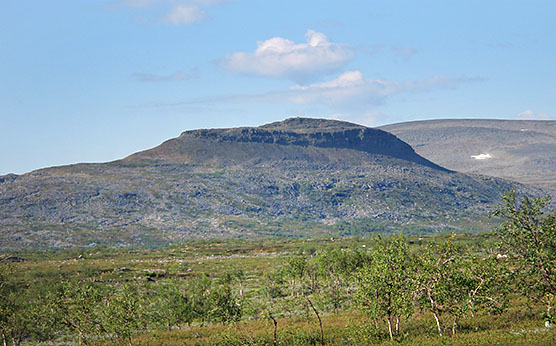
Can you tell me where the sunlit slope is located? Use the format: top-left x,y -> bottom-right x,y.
0,118 -> 539,249
381,119 -> 556,191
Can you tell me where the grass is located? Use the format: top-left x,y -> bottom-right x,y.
99,310 -> 556,345
4,234 -> 554,345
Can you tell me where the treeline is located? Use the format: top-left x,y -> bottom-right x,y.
0,191 -> 554,345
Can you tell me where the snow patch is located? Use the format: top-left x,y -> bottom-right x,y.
471,153 -> 492,160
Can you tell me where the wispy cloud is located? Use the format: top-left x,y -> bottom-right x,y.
114,0 -> 225,7
358,44 -> 385,56
286,70 -> 481,106
165,5 -> 205,24
358,44 -> 418,61
193,0 -> 227,4
329,111 -> 383,126
115,0 -> 163,8
221,30 -> 354,83
515,109 -> 551,120
109,0 -> 224,25
391,45 -> 418,61
175,70 -> 482,108
132,69 -> 199,82
311,18 -> 345,31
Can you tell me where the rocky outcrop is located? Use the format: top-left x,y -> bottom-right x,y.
125,118 -> 444,170
0,174 -> 17,184
0,118 -> 542,249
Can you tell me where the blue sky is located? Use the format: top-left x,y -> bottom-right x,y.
1,0 -> 555,174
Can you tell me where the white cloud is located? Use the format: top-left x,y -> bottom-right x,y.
166,5 -> 205,24
515,109 -> 551,120
329,113 -> 348,120
285,70 -> 479,106
180,70 -> 480,111
291,70 -> 365,90
222,30 -> 354,83
329,111 -> 383,127
360,111 -> 382,126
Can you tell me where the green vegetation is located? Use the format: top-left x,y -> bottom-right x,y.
0,192 -> 554,345
493,191 -> 556,323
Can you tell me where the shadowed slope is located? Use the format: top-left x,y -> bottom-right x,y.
123,118 -> 445,170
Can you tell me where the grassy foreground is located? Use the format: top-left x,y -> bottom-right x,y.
126,310 -> 556,346
3,232 -> 555,345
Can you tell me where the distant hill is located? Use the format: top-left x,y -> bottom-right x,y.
0,118 -> 539,249
381,119 -> 556,191
124,118 -> 443,169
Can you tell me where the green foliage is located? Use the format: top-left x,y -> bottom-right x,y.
283,255 -> 308,297
102,282 -> 147,346
0,263 -> 28,346
25,282 -> 64,343
0,216 -> 554,345
465,255 -> 511,317
206,282 -> 242,324
59,281 -> 105,345
153,279 -> 194,330
314,247 -> 367,313
356,234 -> 416,339
187,275 -> 212,324
418,235 -> 465,335
493,190 -> 556,322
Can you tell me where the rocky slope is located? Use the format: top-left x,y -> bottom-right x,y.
124,118 -> 443,169
0,118 -> 538,249
381,119 -> 556,191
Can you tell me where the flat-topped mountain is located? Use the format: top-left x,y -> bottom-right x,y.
124,118 -> 443,169
0,118 -> 540,249
381,119 -> 556,191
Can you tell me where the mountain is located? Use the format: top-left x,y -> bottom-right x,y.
124,118 -> 443,169
380,119 -> 556,191
0,118 -> 538,249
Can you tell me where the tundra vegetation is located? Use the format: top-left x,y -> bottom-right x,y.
0,191 -> 554,345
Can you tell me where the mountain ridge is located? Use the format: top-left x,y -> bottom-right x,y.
0,117 -> 543,249
122,117 -> 444,170
380,118 -> 556,191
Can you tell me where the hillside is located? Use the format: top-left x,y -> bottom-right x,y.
123,118 -> 443,169
0,118 -> 538,249
381,119 -> 556,191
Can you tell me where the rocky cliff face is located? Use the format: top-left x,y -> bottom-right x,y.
124,118 -> 443,169
0,118 -> 539,249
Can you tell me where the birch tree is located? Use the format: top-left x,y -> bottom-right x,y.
356,235 -> 416,340
493,191 -> 556,323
